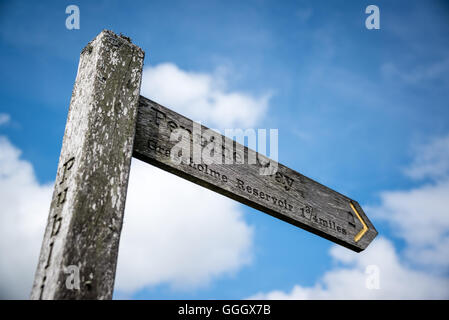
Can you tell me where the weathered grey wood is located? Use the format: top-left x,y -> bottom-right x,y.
30,30 -> 144,299
134,97 -> 377,252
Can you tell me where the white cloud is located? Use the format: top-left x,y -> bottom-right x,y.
249,133 -> 449,300
114,159 -> 253,294
140,63 -> 270,128
0,136 -> 52,299
369,134 -> 449,271
250,238 -> 449,299
369,180 -> 449,270
0,113 -> 10,126
0,137 -> 253,299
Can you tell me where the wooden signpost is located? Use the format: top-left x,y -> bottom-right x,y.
134,97 -> 377,252
31,30 -> 377,300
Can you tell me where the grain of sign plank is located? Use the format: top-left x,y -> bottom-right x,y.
133,97 -> 378,252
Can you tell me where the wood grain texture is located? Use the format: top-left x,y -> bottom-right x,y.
134,97 -> 377,252
30,30 -> 144,299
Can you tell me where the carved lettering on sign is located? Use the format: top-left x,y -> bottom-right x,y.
50,215 -> 62,237
57,187 -> 68,207
59,157 -> 75,185
274,171 -> 294,191
235,178 -> 294,212
39,156 -> 75,299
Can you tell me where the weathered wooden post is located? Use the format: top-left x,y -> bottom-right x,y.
30,30 -> 144,299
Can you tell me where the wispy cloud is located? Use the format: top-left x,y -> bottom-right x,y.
381,58 -> 449,87
404,134 -> 449,181
0,113 -> 10,126
296,7 -> 313,23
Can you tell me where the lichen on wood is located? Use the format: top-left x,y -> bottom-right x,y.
30,30 -> 144,300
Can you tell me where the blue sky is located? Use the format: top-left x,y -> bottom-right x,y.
1,0 -> 449,299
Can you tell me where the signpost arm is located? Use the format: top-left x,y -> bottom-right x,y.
30,30 -> 144,299
133,97 -> 377,252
